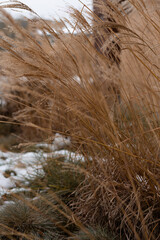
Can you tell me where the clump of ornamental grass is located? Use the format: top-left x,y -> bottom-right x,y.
0,198 -> 66,239
71,225 -> 117,240
27,155 -> 85,204
1,197 -> 88,240
0,188 -> 98,240
0,0 -> 160,239
0,192 -> 95,240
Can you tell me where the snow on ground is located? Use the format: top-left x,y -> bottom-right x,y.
0,134 -> 84,197
36,133 -> 71,151
0,151 -> 46,196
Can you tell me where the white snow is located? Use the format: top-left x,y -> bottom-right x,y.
0,175 -> 16,190
36,133 -> 71,151
0,134 -> 83,198
0,150 -> 44,196
54,149 -> 84,162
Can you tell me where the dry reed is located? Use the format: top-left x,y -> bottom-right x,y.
0,0 -> 160,239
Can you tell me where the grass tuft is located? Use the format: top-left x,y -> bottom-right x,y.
0,0 -> 160,239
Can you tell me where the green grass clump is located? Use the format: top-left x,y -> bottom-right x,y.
28,156 -> 85,202
43,157 -> 84,192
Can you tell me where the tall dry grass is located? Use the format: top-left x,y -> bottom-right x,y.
0,0 -> 160,239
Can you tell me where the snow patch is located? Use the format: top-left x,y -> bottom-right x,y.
36,133 -> 71,151
0,134 -> 83,198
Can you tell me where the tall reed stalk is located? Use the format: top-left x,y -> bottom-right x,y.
0,0 -> 160,239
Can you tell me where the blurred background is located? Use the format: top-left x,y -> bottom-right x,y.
2,0 -> 92,19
